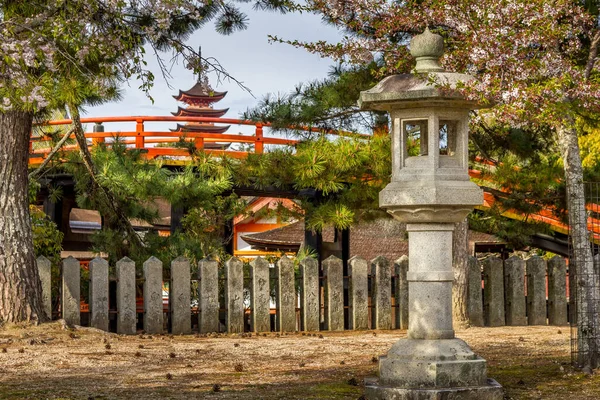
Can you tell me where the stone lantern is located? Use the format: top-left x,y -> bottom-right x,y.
359,29 -> 503,399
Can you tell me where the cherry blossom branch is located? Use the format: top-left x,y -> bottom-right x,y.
584,30 -> 600,80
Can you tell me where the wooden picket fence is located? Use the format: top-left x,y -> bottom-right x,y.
35,253 -> 569,335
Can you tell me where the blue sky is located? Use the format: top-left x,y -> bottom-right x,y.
87,6 -> 343,134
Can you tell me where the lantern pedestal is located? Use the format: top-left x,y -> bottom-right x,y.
363,224 -> 503,399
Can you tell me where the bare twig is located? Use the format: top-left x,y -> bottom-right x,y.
168,39 -> 254,96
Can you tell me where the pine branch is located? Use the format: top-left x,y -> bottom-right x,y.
28,127 -> 75,180
67,104 -> 144,250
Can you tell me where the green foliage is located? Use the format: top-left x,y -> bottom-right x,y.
58,140 -> 245,266
234,134 -> 391,230
30,205 -> 63,312
469,123 -> 567,248
576,115 -> 600,181
469,210 -> 551,250
30,206 -> 63,267
471,123 -> 558,163
244,63 -> 386,133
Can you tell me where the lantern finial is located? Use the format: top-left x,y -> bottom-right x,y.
410,28 -> 445,73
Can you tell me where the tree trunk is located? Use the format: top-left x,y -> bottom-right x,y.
452,217 -> 469,328
0,110 -> 47,323
556,119 -> 600,369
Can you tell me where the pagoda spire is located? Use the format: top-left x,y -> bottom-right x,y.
170,56 -> 231,149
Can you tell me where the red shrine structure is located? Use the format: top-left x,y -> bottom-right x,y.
171,75 -> 231,150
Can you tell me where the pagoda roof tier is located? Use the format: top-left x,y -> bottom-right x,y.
171,107 -> 229,118
170,124 -> 231,134
204,142 -> 231,150
173,83 -> 227,103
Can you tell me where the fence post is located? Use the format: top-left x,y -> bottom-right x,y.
251,257 -> 270,333
116,257 -> 137,335
143,257 -> 163,334
483,256 -> 505,326
89,257 -> 109,331
198,258 -> 220,333
37,256 -> 52,320
395,255 -> 409,330
348,256 -> 369,330
467,256 -> 484,327
277,255 -> 296,332
300,257 -> 320,331
62,257 -> 80,326
226,257 -> 244,333
526,256 -> 547,325
170,257 -> 191,335
323,256 -> 344,331
548,256 -> 568,325
371,256 -> 392,330
504,256 -> 527,326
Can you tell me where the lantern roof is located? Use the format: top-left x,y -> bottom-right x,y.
358,28 -> 486,111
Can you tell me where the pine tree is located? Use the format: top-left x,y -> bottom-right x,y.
1,0 -> 289,323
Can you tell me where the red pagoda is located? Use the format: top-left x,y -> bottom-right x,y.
171,74 -> 231,149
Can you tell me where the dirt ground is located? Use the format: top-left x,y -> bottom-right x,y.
0,322 -> 598,400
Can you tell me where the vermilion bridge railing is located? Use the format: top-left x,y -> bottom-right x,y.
29,115 -> 367,164
28,115 -> 600,241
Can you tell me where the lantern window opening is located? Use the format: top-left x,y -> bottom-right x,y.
403,119 -> 429,158
438,120 -> 458,157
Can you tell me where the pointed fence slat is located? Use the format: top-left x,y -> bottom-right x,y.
372,256 -> 392,330
348,256 -> 368,330
527,256 -> 547,325
251,257 -> 271,333
143,257 -> 163,334
170,257 -> 191,335
198,258 -> 219,333
116,257 -> 137,335
37,256 -> 52,320
395,256 -> 409,330
300,258 -> 320,331
62,257 -> 80,326
89,258 -> 109,331
483,256 -> 505,327
277,256 -> 296,332
548,256 -> 568,325
43,251 -> 574,334
226,257 -> 244,333
467,256 -> 484,327
504,256 -> 526,326
323,256 -> 344,331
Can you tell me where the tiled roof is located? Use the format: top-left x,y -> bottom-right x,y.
241,218 -> 504,261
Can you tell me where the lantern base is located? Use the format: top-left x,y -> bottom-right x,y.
364,338 -> 503,399
364,378 -> 503,400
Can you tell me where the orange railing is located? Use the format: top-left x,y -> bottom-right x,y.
30,116 -> 371,166
29,116 -> 600,242
29,116 -> 313,164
